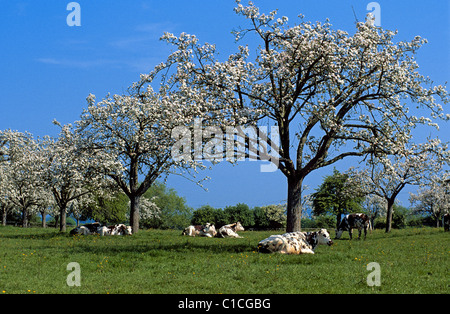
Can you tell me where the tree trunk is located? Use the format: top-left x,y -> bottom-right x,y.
286,176 -> 303,232
60,208 -> 66,232
22,207 -> 28,228
1,206 -> 7,226
129,194 -> 140,234
385,198 -> 395,233
336,211 -> 342,230
41,212 -> 46,228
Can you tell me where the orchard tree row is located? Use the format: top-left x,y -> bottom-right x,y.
1,1 -> 449,233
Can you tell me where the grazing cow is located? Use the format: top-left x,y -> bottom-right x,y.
444,214 -> 450,232
258,229 -> 333,254
335,213 -> 371,240
182,223 -> 217,237
216,222 -> 245,238
69,222 -> 101,235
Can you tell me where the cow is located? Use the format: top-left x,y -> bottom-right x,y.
98,224 -> 132,236
258,229 -> 333,254
216,222 -> 245,238
444,214 -> 450,232
335,213 -> 371,240
182,223 -> 217,237
69,222 -> 101,235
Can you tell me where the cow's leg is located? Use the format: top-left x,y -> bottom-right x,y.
348,229 -> 353,240
358,228 -> 362,240
363,226 -> 367,240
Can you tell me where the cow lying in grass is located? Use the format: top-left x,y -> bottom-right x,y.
182,223 -> 217,237
70,223 -> 132,236
258,229 -> 333,254
98,224 -> 132,236
182,222 -> 245,238
217,222 -> 245,238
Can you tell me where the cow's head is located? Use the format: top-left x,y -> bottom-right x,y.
204,223 -> 217,237
124,225 -> 132,235
317,229 -> 333,246
235,222 -> 245,232
335,229 -> 344,239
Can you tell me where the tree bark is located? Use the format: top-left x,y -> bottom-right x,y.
2,209 -> 7,226
22,207 -> 28,228
336,210 -> 342,230
129,194 -> 140,234
60,208 -> 67,232
41,212 -> 46,228
286,176 -> 303,232
385,198 -> 395,233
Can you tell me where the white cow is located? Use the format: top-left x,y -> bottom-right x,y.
258,229 -> 333,254
217,222 -> 245,238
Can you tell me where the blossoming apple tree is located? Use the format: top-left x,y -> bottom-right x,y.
155,1 -> 449,231
41,122 -> 111,232
75,72 -> 226,233
351,140 -> 449,232
0,130 -> 48,227
410,172 -> 449,227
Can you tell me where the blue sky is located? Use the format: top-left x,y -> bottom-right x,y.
0,0 -> 448,210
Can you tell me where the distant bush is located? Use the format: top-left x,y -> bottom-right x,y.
191,203 -> 286,230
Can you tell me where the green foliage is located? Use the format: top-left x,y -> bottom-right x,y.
191,203 -> 286,229
312,168 -> 365,225
314,214 -> 337,229
224,203 -> 254,228
373,204 -> 408,229
191,205 -> 217,226
88,192 -> 129,225
253,205 -> 286,229
141,181 -> 193,230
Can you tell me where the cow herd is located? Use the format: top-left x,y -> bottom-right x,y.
70,222 -> 132,236
69,213 -> 377,255
182,222 -> 245,238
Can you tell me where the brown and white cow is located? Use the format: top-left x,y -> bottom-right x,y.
335,213 -> 371,240
216,222 -> 245,238
258,229 -> 333,254
182,223 -> 217,237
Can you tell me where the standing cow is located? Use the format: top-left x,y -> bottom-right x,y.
335,213 -> 371,240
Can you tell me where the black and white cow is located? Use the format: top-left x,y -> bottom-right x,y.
69,222 -> 101,235
444,213 -> 449,232
335,213 -> 371,240
98,224 -> 132,236
258,229 -> 333,254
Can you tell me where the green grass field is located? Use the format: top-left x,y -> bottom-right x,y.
0,226 -> 448,294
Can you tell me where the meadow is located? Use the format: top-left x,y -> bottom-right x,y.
0,226 -> 448,294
